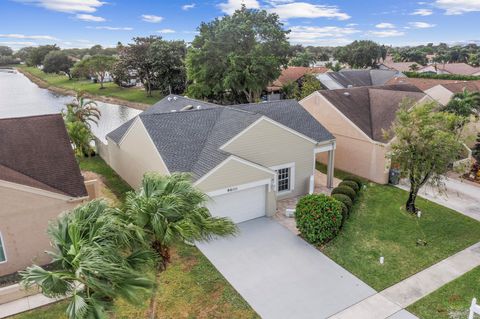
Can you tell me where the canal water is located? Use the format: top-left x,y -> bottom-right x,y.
0,69 -> 141,141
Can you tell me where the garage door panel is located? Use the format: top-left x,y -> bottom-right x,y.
207,185 -> 266,223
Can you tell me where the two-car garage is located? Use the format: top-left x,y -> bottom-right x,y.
206,184 -> 267,224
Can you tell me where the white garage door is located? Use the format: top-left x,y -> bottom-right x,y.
207,185 -> 266,223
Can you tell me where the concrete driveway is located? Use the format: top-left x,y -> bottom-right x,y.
197,218 -> 376,319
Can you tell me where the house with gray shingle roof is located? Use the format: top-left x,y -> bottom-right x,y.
300,84 -> 433,184
0,114 -> 89,276
317,69 -> 405,90
104,95 -> 336,223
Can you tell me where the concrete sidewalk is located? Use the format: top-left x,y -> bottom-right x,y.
397,177 -> 480,221
0,293 -> 60,318
329,242 -> 480,319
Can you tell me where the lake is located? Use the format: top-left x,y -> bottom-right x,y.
0,69 -> 142,141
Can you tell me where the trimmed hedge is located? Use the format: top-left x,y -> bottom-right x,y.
404,71 -> 480,81
338,201 -> 349,223
331,185 -> 356,201
295,194 -> 343,245
331,193 -> 353,210
339,180 -> 359,193
343,175 -> 363,188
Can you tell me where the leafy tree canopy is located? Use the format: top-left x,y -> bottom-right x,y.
43,51 -> 74,78
334,40 -> 387,69
186,5 -> 290,104
26,44 -> 59,67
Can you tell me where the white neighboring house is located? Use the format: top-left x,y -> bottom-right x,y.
102,95 -> 336,224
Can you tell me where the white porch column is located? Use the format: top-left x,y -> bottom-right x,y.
327,149 -> 335,189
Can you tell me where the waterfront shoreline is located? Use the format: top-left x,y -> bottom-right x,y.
15,67 -> 150,111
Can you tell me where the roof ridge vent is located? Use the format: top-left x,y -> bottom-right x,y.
196,105 -> 202,109
173,96 -> 178,101
181,105 -> 194,111
167,97 -> 172,101
343,92 -> 351,96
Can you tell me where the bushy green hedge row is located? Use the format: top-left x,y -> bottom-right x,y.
404,71 -> 480,81
295,175 -> 364,245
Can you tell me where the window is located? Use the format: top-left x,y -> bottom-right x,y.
277,167 -> 291,192
271,163 -> 295,193
0,233 -> 5,263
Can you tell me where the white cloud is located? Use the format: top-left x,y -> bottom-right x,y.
0,33 -> 57,40
15,0 -> 105,13
411,8 -> 433,16
141,14 -> 163,23
269,2 -> 350,20
88,26 -> 133,31
157,29 -> 176,34
375,22 -> 395,29
182,3 -> 195,10
368,29 -> 405,37
346,23 -> 358,27
218,0 -> 260,15
0,41 -> 37,47
288,26 -> 359,45
75,14 -> 105,22
434,0 -> 480,15
408,21 -> 436,28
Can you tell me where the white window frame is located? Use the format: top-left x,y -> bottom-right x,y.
0,231 -> 7,264
270,163 -> 295,195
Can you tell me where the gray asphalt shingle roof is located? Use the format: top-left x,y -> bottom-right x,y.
323,69 -> 404,89
107,95 -> 333,179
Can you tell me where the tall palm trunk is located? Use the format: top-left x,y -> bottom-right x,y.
148,241 -> 171,319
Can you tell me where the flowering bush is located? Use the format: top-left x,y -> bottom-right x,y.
295,194 -> 343,245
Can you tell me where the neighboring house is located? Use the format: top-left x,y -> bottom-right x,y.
0,114 -> 89,276
425,82 -> 480,105
300,84 -> 431,184
386,76 -> 480,91
266,66 -> 329,100
418,63 -> 480,76
317,69 -> 405,90
103,95 -> 336,223
378,61 -> 419,73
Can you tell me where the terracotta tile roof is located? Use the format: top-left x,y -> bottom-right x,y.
318,84 -> 426,143
0,114 -> 87,197
426,63 -> 480,75
269,66 -> 329,90
386,76 -> 480,91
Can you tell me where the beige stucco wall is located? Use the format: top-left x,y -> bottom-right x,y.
301,93 -> 390,184
222,118 -> 317,199
107,118 -> 170,190
0,186 -> 81,276
425,85 -> 454,106
195,158 -> 276,215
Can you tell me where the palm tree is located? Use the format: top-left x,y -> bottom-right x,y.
21,200 -> 154,319
63,92 -> 101,128
444,88 -> 480,119
122,172 -> 238,318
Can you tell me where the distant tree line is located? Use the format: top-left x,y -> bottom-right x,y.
0,46 -> 19,66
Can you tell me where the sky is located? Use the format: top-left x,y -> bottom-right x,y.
1,0 -> 480,50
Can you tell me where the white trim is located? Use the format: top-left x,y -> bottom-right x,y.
270,162 -> 295,194
314,140 -> 336,153
219,116 -> 317,151
138,119 -> 172,176
0,231 -> 7,264
206,178 -> 271,197
193,155 -> 275,186
0,180 -> 86,202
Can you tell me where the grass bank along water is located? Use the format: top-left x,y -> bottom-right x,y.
16,66 -> 162,111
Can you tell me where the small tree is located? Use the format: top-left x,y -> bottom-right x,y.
21,200 -> 154,319
72,55 -> 116,88
409,63 -> 419,71
299,74 -> 323,99
472,132 -> 480,162
43,51 -> 74,79
387,101 -> 464,213
444,88 -> 480,119
325,61 -> 342,72
281,81 -> 300,100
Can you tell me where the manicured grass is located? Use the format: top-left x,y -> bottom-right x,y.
315,161 -> 353,180
408,266 -> 480,319
18,66 -> 162,105
322,183 -> 480,291
13,156 -> 257,319
78,156 -> 132,201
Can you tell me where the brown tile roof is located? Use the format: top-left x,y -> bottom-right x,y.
319,84 -> 426,143
429,63 -> 480,75
386,76 -> 480,91
0,114 -> 87,197
269,66 -> 329,91
440,81 -> 480,93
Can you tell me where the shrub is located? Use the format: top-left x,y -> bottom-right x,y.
337,201 -> 349,224
339,180 -> 359,193
343,175 -> 363,188
331,193 -> 353,210
331,186 -> 356,201
295,194 -> 342,245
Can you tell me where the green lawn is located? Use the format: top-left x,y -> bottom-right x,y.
315,161 -> 353,180
322,183 -> 480,291
18,66 -> 163,105
408,266 -> 480,319
13,156 -> 258,319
